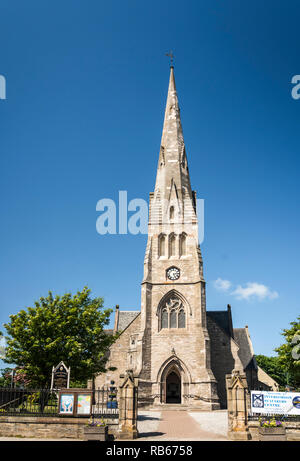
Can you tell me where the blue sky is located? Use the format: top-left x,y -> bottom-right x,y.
0,0 -> 299,365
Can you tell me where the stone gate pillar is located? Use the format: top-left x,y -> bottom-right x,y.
226,370 -> 251,440
117,370 -> 139,439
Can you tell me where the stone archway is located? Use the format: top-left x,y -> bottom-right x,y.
160,362 -> 183,404
166,370 -> 181,403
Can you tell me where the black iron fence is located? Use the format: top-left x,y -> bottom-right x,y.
0,386 -> 119,420
91,387 -> 119,420
0,388 -> 58,416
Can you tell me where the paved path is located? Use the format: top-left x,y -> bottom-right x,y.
137,410 -> 228,441
0,410 -> 229,441
188,411 -> 228,437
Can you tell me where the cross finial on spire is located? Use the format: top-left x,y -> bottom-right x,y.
165,50 -> 175,67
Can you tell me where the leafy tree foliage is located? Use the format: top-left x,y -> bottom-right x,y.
0,367 -> 31,387
255,355 -> 286,387
0,368 -> 13,387
275,316 -> 300,388
3,287 -> 116,387
0,332 -> 5,361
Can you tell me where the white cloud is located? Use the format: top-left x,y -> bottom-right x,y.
231,282 -> 279,301
213,278 -> 279,302
214,278 -> 232,292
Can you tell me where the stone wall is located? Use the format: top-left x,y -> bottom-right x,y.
94,315 -> 141,389
207,316 -> 242,408
257,366 -> 279,391
0,416 -> 118,439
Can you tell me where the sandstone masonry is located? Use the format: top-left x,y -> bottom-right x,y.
94,67 -> 274,410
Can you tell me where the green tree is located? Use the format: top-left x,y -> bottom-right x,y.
0,368 -> 13,387
275,316 -> 300,389
0,331 -> 5,360
3,287 -> 116,387
255,354 -> 286,388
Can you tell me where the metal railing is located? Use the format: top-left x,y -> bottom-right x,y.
0,388 -> 58,416
91,387 -> 119,420
0,386 -> 120,419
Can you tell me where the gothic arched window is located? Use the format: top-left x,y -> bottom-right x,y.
169,233 -> 176,257
179,233 -> 187,257
159,295 -> 186,331
158,234 -> 166,257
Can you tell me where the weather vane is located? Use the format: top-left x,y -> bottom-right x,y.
165,50 -> 175,67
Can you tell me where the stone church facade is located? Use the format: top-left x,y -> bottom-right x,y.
94,67 -> 271,409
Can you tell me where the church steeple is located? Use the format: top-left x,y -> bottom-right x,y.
152,66 -> 196,225
159,66 -> 185,166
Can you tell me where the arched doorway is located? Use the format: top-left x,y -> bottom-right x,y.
158,358 -> 191,405
166,370 -> 181,404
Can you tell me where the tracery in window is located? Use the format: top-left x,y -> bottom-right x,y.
159,296 -> 186,331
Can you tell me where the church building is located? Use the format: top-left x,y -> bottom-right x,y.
94,66 -> 273,409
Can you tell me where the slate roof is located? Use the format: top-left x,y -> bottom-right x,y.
206,309 -> 233,337
116,310 -> 140,332
233,328 -> 257,370
207,309 -> 258,371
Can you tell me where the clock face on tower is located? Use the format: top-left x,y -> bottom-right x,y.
166,266 -> 180,281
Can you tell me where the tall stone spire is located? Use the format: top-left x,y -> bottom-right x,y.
152,66 -> 196,225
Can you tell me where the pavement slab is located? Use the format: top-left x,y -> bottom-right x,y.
136,410 -> 228,441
